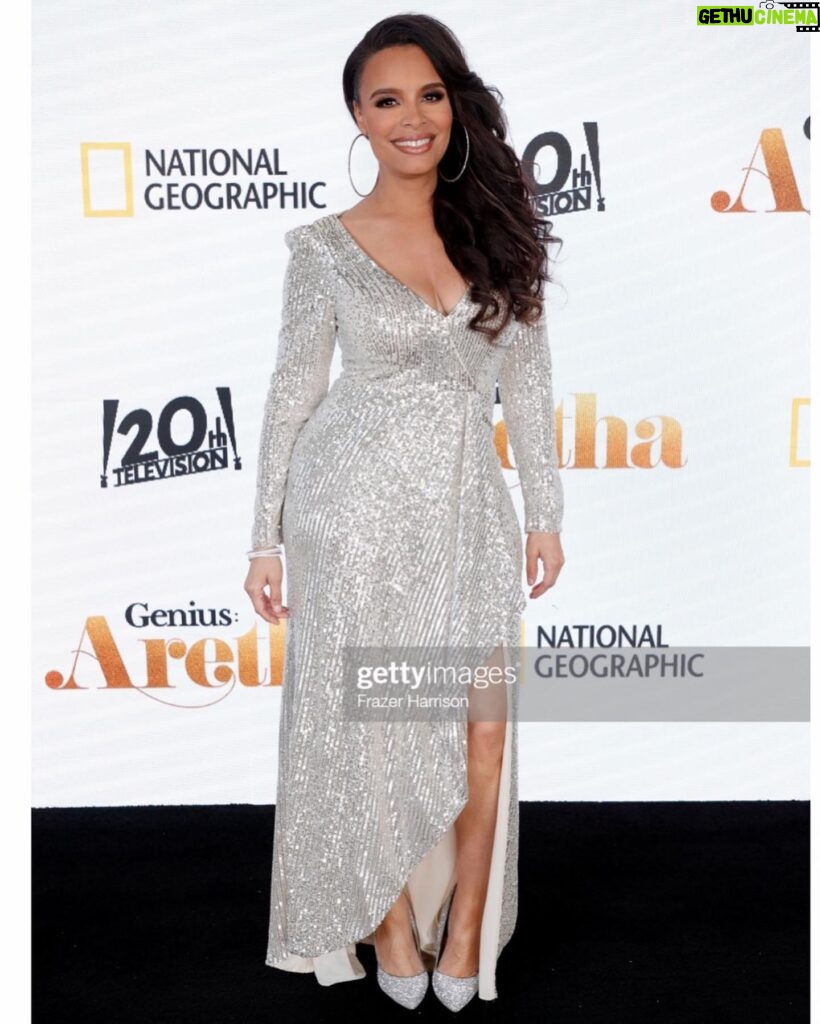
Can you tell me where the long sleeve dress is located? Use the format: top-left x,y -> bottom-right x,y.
251,211 -> 564,1001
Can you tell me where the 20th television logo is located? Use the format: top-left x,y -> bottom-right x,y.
697,2 -> 819,29
101,388 -> 241,488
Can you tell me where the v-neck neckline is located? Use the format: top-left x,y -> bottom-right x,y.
331,211 -> 471,321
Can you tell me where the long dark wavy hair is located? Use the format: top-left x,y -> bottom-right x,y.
341,13 -> 562,344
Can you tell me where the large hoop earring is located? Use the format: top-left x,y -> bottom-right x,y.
347,132 -> 378,197
438,122 -> 470,183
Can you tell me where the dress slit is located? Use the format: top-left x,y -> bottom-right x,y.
369,633 -> 515,1001
267,628 -> 519,1002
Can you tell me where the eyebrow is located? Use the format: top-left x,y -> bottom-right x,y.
368,81 -> 446,100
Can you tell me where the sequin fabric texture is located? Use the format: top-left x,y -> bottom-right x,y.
251,212 -> 564,1000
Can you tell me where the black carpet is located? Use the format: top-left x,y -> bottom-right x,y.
32,801 -> 808,1023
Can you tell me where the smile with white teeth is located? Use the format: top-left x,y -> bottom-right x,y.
393,136 -> 434,152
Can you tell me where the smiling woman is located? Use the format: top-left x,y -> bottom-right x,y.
339,49 -> 476,321
244,11 -> 565,1013
375,85 -> 445,154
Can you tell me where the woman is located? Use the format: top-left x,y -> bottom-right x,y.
244,13 -> 565,1012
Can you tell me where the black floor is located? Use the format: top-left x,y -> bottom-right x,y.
32,801 -> 809,1023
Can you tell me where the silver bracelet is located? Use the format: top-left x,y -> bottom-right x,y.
247,546 -> 283,559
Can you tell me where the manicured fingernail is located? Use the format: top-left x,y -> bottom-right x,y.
273,604 -> 282,612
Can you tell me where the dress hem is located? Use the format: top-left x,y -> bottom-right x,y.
265,614 -> 523,1002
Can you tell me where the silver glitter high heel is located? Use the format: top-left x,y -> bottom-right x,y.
432,885 -> 479,1012
375,896 -> 428,1010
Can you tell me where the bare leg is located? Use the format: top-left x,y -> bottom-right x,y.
373,886 -> 424,976
439,642 -> 507,976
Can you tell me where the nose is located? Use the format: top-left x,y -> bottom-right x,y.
402,101 -> 427,126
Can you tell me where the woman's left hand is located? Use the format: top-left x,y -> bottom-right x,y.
525,532 -> 565,599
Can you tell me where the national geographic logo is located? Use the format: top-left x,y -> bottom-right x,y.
80,143 -> 324,217
790,397 -> 810,467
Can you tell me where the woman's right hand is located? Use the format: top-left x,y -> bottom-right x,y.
244,556 -> 289,625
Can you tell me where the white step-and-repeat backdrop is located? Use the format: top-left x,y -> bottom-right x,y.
32,1 -> 810,806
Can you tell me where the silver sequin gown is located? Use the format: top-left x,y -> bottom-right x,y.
251,211 -> 563,1000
